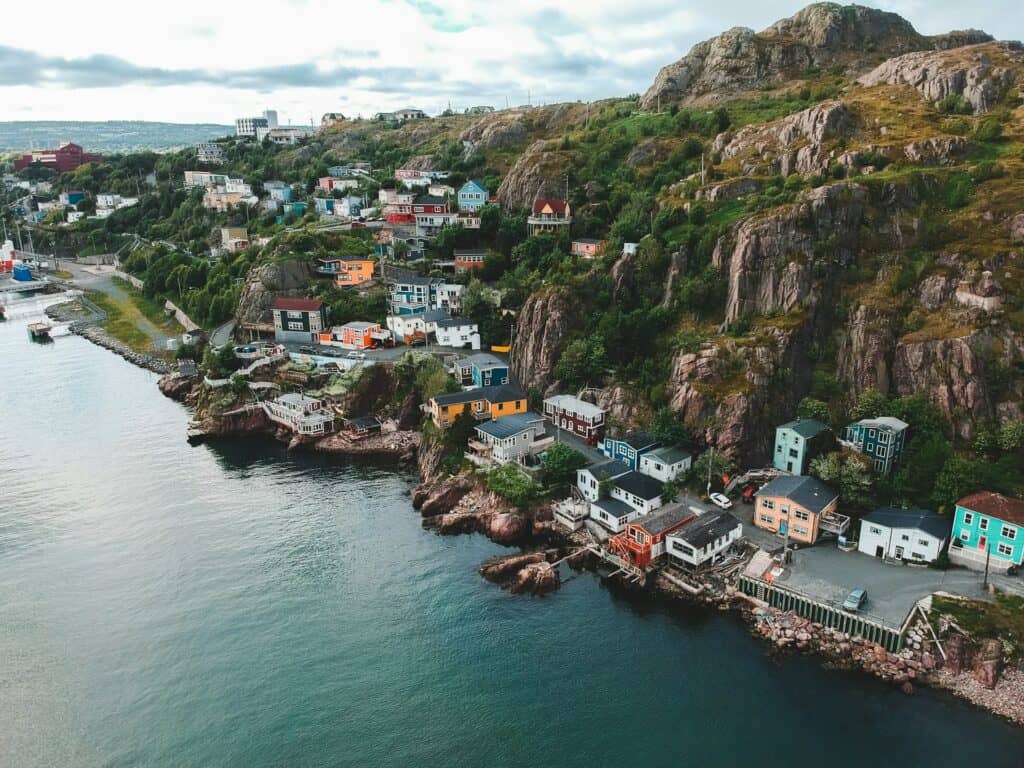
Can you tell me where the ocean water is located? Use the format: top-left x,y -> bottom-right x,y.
2,298 -> 1022,767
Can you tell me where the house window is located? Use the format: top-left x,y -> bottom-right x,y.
980,518 -> 989,531
762,499 -> 775,511
870,526 -> 882,535
776,445 -> 782,453
794,510 -> 809,521
789,449 -> 799,459
997,543 -> 1013,557
759,514 -> 774,525
287,321 -> 304,330
793,525 -> 809,536
962,511 -> 973,525
912,552 -> 924,560
918,539 -> 929,547
1003,526 -> 1017,540
900,534 -> 909,541
960,530 -> 970,541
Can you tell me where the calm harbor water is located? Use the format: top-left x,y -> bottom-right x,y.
2,297 -> 1023,767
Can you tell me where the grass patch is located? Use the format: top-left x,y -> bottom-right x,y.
54,269 -> 74,280
110,277 -> 184,333
86,290 -> 152,352
931,593 -> 1024,660
899,313 -> 975,344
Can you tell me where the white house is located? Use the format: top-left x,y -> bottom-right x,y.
468,413 -> 550,465
666,510 -> 743,569
262,394 -> 335,436
639,446 -> 693,482
433,283 -> 463,313
434,318 -> 481,350
858,507 -> 951,563
576,460 -> 631,503
610,471 -> 665,515
385,310 -> 450,343
590,498 -> 641,533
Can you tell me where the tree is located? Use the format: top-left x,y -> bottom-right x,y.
443,409 -> 478,454
850,388 -> 888,421
810,451 -> 875,509
554,334 -> 608,388
796,397 -> 831,424
931,457 -> 989,511
690,451 -> 734,493
999,420 -> 1024,453
486,464 -> 541,509
540,442 -> 589,486
660,477 -> 681,503
650,407 -> 690,448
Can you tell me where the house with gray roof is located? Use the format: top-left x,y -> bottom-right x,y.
667,510 -> 743,569
858,507 -> 950,563
841,416 -> 909,474
611,471 -> 665,515
468,412 -> 549,466
773,417 -> 832,475
576,460 -> 631,502
590,497 -> 639,533
639,445 -> 693,482
754,475 -> 846,544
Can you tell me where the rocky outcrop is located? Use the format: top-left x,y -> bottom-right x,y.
416,475 -> 472,517
904,136 -> 970,165
496,140 -> 568,210
511,289 -> 576,394
837,304 -> 899,398
973,638 -> 1003,689
158,372 -> 198,402
460,113 -> 529,156
696,178 -> 763,201
712,183 -> 868,324
718,101 -> 851,176
1009,212 -> 1024,243
234,259 -> 316,325
597,383 -> 651,430
930,30 -> 994,50
642,4 -> 929,108
479,551 -> 560,595
857,41 -> 1021,112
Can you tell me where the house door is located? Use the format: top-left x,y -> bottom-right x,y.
875,545 -> 884,558
979,536 -> 987,551
787,461 -> 793,472
779,521 -> 788,535
894,546 -> 904,560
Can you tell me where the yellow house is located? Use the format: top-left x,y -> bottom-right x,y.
753,476 -> 842,544
428,385 -> 527,428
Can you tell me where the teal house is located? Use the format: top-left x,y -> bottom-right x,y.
949,492 -> 1024,572
773,418 -> 830,475
841,416 -> 908,474
457,180 -> 488,212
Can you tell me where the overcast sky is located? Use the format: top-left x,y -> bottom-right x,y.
1,0 -> 1020,124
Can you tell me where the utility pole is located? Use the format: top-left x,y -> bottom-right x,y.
983,539 -> 992,590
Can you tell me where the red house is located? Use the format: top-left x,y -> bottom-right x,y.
412,195 -> 448,215
14,142 -> 103,173
454,249 -> 486,273
542,394 -> 605,445
608,503 -> 697,570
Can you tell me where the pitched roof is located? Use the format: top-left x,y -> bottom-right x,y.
612,431 -> 658,450
778,418 -> 829,439
459,353 -> 506,369
756,476 -> 838,515
645,446 -> 692,465
957,492 -> 1024,527
670,510 -> 741,549
851,416 -> 909,433
591,498 -> 634,518
475,412 -> 544,439
432,384 -> 525,407
634,502 -> 697,536
581,460 -> 631,480
532,198 -> 568,215
341,321 -> 377,331
436,317 -> 476,328
573,238 -> 605,245
543,394 -> 604,420
460,180 -> 487,192
414,195 -> 447,205
862,507 -> 950,540
272,297 -> 324,312
614,471 -> 664,501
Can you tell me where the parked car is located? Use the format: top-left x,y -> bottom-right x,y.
842,588 -> 867,612
320,347 -> 343,357
346,350 -> 366,360
298,345 -> 315,354
741,484 -> 759,504
408,337 -> 426,347
709,493 -> 733,510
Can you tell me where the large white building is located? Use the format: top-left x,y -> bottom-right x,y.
235,110 -> 278,141
858,507 -> 950,563
434,318 -> 480,350
666,510 -> 743,569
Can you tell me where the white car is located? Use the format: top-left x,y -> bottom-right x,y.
346,350 -> 367,360
709,493 -> 733,510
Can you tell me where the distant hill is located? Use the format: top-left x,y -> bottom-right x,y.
0,121 -> 233,153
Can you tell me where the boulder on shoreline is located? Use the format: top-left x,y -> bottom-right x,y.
479,551 -> 560,595
417,476 -> 472,516
158,372 -> 197,402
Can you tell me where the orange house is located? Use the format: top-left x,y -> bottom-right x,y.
319,321 -> 383,349
608,504 -> 697,570
332,257 -> 375,287
753,476 -> 842,544
428,385 -> 527,428
570,239 -> 606,258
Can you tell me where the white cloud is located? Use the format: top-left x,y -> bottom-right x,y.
0,0 -> 1020,123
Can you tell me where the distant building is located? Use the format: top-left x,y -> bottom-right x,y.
773,418 -> 831,475
393,107 -> 427,121
263,393 -> 335,436
949,492 -> 1024,572
434,318 -> 481,350
195,143 -> 225,163
528,198 -> 572,237
570,238 -> 606,258
858,507 -> 950,563
426,385 -> 527,429
271,298 -> 328,344
268,127 -> 314,145
468,412 -> 549,466
638,446 -> 692,483
452,353 -> 509,388
326,321 -> 386,350
466,105 -> 495,114
457,180 -> 488,212
610,471 -> 664,516
608,503 -> 698,570
321,112 -> 346,128
13,142 -> 102,173
841,416 -> 908,474
576,460 -> 631,503
454,249 -> 486,273
235,116 -> 270,141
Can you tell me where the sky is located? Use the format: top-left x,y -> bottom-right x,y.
0,0 -> 1021,124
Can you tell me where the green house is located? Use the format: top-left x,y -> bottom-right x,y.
949,492 -> 1024,572
841,416 -> 908,474
773,418 -> 830,475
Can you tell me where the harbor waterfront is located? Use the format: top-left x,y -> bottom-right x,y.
2,305 -> 1024,767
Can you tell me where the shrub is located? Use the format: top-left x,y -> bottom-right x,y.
970,161 -> 1004,183
937,94 -> 973,115
485,464 -> 541,509
941,172 -> 973,209
973,118 -> 1003,142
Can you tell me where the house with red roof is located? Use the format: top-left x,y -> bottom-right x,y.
949,492 -> 1024,572
528,198 -> 572,237
13,142 -> 102,173
271,298 -> 329,344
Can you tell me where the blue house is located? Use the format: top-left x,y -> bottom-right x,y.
457,180 -> 488,212
949,492 -> 1024,572
386,267 -> 445,315
314,197 -> 337,215
452,353 -> 509,387
841,416 -> 908,474
599,431 -> 660,471
265,181 -> 293,202
773,418 -> 831,475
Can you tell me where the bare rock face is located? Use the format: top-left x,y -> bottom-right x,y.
480,552 -> 546,582
157,372 -> 197,402
1009,213 -> 1024,243
857,41 -> 1021,113
460,113 -> 529,156
719,101 -> 851,176
512,561 -> 560,595
696,178 -> 763,201
642,4 -> 927,108
712,182 -> 867,324
234,259 -> 316,325
596,384 -> 651,431
417,476 -> 473,517
904,136 -> 970,165
917,274 -> 960,311
488,512 -> 527,544
973,638 -> 1003,689
496,140 -> 568,210
943,633 -> 973,674
837,304 -> 899,398
511,289 -> 575,394
930,30 -> 994,50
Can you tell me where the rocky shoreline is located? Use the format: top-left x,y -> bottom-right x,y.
46,301 -> 172,375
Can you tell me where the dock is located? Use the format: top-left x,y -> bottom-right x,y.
27,322 -> 52,339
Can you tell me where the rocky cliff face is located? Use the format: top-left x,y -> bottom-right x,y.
857,41 -> 1021,112
496,140 -> 568,210
234,259 -> 316,325
511,289 -> 576,393
641,3 -> 932,108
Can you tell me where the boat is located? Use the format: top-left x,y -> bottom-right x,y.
0,304 -> 5,321
27,322 -> 52,339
